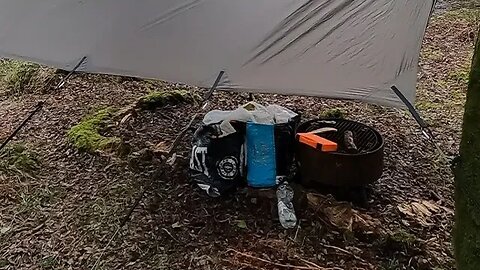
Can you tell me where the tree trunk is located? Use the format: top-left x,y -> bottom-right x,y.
454,29 -> 480,269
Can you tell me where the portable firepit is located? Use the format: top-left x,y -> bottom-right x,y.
296,118 -> 384,189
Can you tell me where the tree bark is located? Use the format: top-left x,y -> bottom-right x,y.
454,29 -> 480,269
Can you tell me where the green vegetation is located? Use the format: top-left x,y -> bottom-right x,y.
137,89 -> 197,110
376,229 -> 418,253
389,229 -> 417,246
0,143 -> 40,177
421,46 -> 444,62
67,108 -> 121,152
17,186 -> 59,214
382,258 -> 400,270
323,108 -> 346,119
0,258 -> 8,268
449,68 -> 471,84
0,59 -> 55,95
439,8 -> 480,24
416,100 -> 441,111
40,257 -> 57,270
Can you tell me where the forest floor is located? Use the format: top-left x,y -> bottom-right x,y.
0,2 -> 479,270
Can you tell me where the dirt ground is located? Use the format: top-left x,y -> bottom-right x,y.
0,3 -> 479,270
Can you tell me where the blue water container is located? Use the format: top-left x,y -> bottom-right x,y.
246,122 -> 277,188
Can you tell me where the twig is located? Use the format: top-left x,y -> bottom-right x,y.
188,254 -> 195,270
298,258 -> 324,269
222,258 -> 265,270
228,248 -> 340,270
161,228 -> 180,243
158,112 -> 174,122
30,222 -> 46,235
319,243 -> 366,263
91,226 -> 121,270
293,220 -> 301,242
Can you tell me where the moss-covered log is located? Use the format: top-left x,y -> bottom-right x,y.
454,28 -> 480,269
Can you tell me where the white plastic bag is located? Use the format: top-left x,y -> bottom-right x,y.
242,101 -> 274,124
202,102 -> 297,137
266,105 -> 298,124
203,107 -> 255,137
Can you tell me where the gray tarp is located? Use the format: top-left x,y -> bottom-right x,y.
0,0 -> 434,106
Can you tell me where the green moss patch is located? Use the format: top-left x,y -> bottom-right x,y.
449,68 -> 471,84
389,230 -> 417,245
439,8 -> 480,24
377,229 -> 419,253
421,46 -> 445,62
67,108 -> 121,152
0,60 -> 55,96
0,143 -> 40,176
137,90 -> 197,110
416,100 -> 441,111
323,108 -> 346,119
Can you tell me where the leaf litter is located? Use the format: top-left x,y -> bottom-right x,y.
0,2 -> 477,269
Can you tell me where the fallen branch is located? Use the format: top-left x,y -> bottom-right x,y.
227,248 -> 342,270
319,243 -> 366,263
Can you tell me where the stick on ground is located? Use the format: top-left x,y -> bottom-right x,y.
227,248 -> 342,270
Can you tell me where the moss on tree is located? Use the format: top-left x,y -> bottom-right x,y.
67,108 -> 120,152
454,29 -> 480,269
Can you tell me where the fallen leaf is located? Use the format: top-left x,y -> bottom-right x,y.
421,200 -> 441,213
167,153 -> 177,166
120,113 -> 132,125
236,220 -> 247,229
0,226 -> 11,235
153,141 -> 169,155
171,222 -> 182,229
397,200 -> 447,227
397,204 -> 415,217
411,202 -> 432,217
307,193 -> 381,234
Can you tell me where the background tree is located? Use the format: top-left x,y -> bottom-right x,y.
454,28 -> 480,269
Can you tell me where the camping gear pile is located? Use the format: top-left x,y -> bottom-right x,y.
189,102 -> 299,197
189,102 -> 385,228
0,1 -> 432,220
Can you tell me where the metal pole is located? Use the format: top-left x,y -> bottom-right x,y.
391,85 -> 447,160
0,57 -> 87,152
391,85 -> 428,130
92,70 -> 225,270
120,70 -> 225,226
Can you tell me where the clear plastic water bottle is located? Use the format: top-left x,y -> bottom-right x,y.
276,182 -> 297,229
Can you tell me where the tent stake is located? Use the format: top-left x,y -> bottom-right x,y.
391,85 -> 447,159
120,70 -> 224,226
91,70 -> 225,270
0,56 -> 87,152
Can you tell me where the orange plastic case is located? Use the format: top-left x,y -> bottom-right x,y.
297,133 -> 338,152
